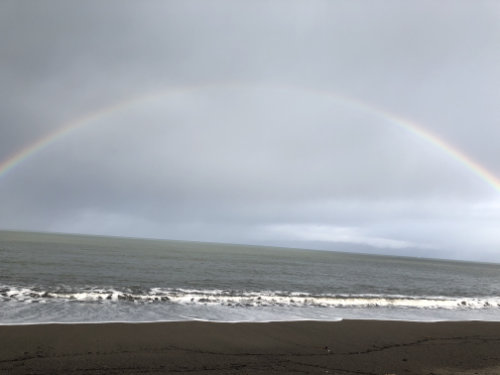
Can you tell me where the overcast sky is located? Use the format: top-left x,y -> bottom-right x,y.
1,0 -> 499,262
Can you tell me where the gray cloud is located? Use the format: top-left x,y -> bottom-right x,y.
1,0 -> 499,261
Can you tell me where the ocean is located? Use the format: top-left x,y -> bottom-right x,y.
1,230 -> 500,324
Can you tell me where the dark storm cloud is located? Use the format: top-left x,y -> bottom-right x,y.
0,0 -> 499,261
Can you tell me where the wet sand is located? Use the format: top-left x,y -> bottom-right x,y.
1,320 -> 500,374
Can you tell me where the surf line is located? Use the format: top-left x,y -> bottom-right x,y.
1,82 -> 499,194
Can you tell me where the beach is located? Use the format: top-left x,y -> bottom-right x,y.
2,320 -> 500,374
3,233 -> 500,374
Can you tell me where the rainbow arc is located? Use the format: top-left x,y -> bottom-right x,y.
1,83 -> 499,193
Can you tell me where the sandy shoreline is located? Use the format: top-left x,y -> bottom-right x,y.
1,320 -> 500,374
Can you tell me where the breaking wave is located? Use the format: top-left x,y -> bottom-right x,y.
2,285 -> 499,310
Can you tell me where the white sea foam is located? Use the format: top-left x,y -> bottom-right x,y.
1,285 -> 499,310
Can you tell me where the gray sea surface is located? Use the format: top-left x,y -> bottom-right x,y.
1,230 -> 500,323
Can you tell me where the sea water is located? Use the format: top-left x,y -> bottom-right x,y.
1,230 -> 500,324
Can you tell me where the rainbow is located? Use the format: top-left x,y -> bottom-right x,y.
1,83 -> 499,193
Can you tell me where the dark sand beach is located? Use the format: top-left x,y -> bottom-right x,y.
1,320 -> 500,374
